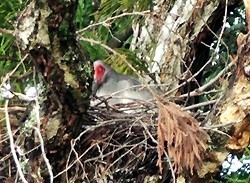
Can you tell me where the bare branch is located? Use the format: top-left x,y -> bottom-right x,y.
179,61 -> 234,99
77,11 -> 150,34
183,100 -> 217,111
0,106 -> 26,112
0,54 -> 28,89
4,100 -> 28,183
0,28 -> 15,36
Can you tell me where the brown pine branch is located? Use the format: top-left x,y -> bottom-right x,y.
156,98 -> 208,174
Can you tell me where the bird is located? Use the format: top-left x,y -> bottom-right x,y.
92,60 -> 153,105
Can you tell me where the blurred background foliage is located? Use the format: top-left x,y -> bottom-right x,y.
0,0 -> 30,101
199,4 -> 247,107
0,0 -> 250,182
216,147 -> 250,182
76,0 -> 153,76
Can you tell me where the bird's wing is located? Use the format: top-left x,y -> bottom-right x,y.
116,74 -> 141,89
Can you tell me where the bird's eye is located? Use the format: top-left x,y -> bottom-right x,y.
98,66 -> 104,72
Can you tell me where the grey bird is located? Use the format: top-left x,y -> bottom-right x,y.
92,60 -> 153,105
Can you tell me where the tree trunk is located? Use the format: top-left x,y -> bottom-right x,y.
134,0 -> 247,182
14,0 -> 92,182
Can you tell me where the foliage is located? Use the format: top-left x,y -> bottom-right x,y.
200,5 -> 246,107
75,0 -> 96,29
0,1 -> 29,101
201,5 -> 246,84
76,0 -> 153,74
217,147 -> 250,182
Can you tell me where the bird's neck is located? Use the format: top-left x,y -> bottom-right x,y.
102,69 -> 119,85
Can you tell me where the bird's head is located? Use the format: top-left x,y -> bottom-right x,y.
93,60 -> 108,84
94,60 -> 113,85
92,60 -> 112,95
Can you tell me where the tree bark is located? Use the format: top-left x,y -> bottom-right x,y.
15,0 -> 92,182
134,0 -> 246,182
135,0 -> 240,96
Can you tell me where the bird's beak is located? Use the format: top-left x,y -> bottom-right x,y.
91,79 -> 99,97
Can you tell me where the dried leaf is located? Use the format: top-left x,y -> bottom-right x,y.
156,98 -> 208,174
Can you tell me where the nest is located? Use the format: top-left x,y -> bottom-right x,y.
65,98 -> 208,182
71,100 -> 162,182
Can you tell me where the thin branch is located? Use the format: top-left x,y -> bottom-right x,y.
54,144 -> 96,178
0,54 -> 28,89
0,28 -> 15,36
179,61 -> 234,98
182,100 -> 217,111
214,0 -> 228,53
4,100 -> 28,183
203,121 -> 238,129
0,106 -> 26,112
77,37 -> 140,75
139,120 -> 176,182
170,90 -> 220,101
204,128 -> 231,138
105,139 -> 147,173
33,127 -> 54,183
77,11 -> 150,34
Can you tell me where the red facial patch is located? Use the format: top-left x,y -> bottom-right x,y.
94,65 -> 105,84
